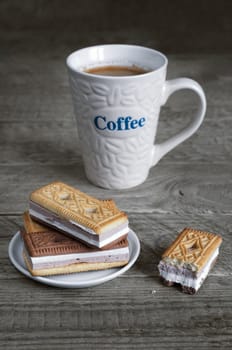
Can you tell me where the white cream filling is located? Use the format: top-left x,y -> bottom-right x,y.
29,208 -> 128,248
68,220 -> 103,235
70,219 -> 129,236
69,220 -> 99,235
96,229 -> 129,248
159,248 -> 219,291
30,247 -> 129,265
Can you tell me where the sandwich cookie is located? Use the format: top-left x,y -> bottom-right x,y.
29,181 -> 129,248
158,227 -> 222,294
21,212 -> 129,276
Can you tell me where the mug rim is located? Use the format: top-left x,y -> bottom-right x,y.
66,44 -> 168,79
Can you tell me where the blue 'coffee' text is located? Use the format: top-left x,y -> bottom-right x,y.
94,116 -> 146,131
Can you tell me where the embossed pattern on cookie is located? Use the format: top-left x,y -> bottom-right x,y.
21,212 -> 129,276
30,182 -> 128,233
29,182 -> 129,248
158,228 -> 222,294
162,227 -> 222,272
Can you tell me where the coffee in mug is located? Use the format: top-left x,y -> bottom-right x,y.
67,45 -> 206,189
85,65 -> 149,76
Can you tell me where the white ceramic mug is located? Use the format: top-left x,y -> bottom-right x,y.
67,45 -> 206,189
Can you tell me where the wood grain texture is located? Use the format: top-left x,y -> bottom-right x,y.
1,214 -> 232,349
1,54 -> 232,169
0,0 -> 232,54
0,163 -> 231,215
0,27 -> 232,348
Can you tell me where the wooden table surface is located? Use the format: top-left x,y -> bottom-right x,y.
1,49 -> 232,349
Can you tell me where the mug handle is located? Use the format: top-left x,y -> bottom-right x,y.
151,78 -> 206,166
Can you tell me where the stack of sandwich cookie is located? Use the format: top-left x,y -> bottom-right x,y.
21,212 -> 129,276
18,181 -> 131,277
29,181 -> 129,248
158,227 -> 222,294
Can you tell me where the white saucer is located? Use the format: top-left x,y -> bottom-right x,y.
8,230 -> 140,288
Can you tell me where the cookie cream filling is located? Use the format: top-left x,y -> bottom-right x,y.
29,202 -> 129,248
24,247 -> 129,270
158,248 -> 219,291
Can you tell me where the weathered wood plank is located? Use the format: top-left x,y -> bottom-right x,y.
0,104 -> 231,165
0,0 -> 232,58
1,49 -> 232,349
1,212 -> 230,282
1,55 -> 232,124
0,163 -> 231,215
0,276 -> 231,350
1,331 -> 231,350
1,211 -> 232,349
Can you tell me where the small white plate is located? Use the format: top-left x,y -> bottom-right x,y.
8,230 -> 140,288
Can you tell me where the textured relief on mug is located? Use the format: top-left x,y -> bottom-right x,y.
68,75 -> 164,188
67,45 -> 206,189
69,76 -> 164,140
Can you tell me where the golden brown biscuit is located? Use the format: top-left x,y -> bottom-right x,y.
158,227 -> 222,294
162,227 -> 222,272
29,182 -> 129,248
30,181 -> 127,234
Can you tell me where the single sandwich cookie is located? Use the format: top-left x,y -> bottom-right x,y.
21,212 -> 129,276
158,227 -> 222,294
29,181 -> 129,248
